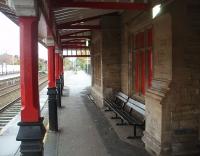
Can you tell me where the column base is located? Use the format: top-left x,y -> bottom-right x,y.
56,79 -> 61,107
16,118 -> 46,156
61,74 -> 64,90
47,87 -> 58,131
171,129 -> 200,156
142,131 -> 171,156
60,76 -> 63,96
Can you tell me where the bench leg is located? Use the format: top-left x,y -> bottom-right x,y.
127,125 -> 140,139
111,113 -> 121,119
116,119 -> 127,126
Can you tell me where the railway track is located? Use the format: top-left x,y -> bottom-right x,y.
0,74 -> 47,109
0,76 -> 48,132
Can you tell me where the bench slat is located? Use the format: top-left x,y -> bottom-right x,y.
104,92 -> 145,134
128,98 -> 145,110
126,102 -> 145,116
116,92 -> 129,100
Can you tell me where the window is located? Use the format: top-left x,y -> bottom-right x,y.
131,27 -> 153,99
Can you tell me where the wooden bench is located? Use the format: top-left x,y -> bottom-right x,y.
104,92 -> 129,113
104,93 -> 145,139
121,98 -> 145,138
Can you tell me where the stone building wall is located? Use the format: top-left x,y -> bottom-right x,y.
120,0 -> 200,155
91,0 -> 200,155
91,30 -> 103,107
120,24 -> 129,95
91,16 -> 121,108
101,16 -> 121,98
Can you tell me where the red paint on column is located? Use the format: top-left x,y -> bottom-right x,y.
147,28 -> 153,47
148,49 -> 153,87
135,52 -> 140,93
141,51 -> 146,95
61,57 -> 64,75
55,53 -> 60,80
19,17 -> 40,122
147,28 -> 153,88
48,46 -> 56,88
58,55 -> 61,76
59,55 -> 62,76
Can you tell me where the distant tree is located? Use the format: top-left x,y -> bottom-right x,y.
64,58 -> 73,70
76,58 -> 87,70
39,58 -> 47,72
0,53 -> 13,64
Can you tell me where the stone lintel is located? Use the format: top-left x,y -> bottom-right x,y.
7,0 -> 38,16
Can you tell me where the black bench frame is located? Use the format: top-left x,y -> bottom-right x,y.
104,92 -> 145,139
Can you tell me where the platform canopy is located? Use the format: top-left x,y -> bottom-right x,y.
0,0 -> 149,56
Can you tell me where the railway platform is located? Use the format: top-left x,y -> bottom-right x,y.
1,1 -> 200,155
0,86 -> 48,156
44,71 -> 149,156
0,73 -> 19,81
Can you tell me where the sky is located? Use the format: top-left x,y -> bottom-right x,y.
0,12 -> 47,60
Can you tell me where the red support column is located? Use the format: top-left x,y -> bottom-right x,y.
58,55 -> 61,77
55,53 -> 60,80
48,46 -> 56,88
19,17 -> 40,122
59,55 -> 61,75
141,51 -> 146,95
135,52 -> 140,94
47,45 -> 58,131
148,49 -> 153,88
147,28 -> 153,88
60,55 -> 64,93
17,16 -> 46,156
61,57 -> 63,75
62,57 -> 64,75
55,52 -> 61,107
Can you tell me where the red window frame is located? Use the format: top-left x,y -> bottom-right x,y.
132,27 -> 153,97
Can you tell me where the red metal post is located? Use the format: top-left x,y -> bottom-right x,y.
148,49 -> 153,88
60,54 -> 64,95
135,52 -> 140,94
19,17 -> 40,122
55,53 -> 60,80
141,51 -> 146,95
62,57 -> 64,75
58,54 -> 61,77
60,56 -> 63,75
147,28 -> 153,88
15,4 -> 46,156
47,44 -> 58,131
55,52 -> 61,107
48,46 -> 56,88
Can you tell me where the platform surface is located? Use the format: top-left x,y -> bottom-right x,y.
0,86 -> 48,156
0,73 -> 19,81
44,71 -> 150,156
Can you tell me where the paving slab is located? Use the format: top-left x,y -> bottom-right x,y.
44,71 -> 150,156
0,86 -> 48,156
0,74 -> 19,81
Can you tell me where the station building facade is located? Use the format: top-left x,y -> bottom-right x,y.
91,0 -> 200,155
